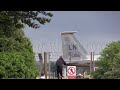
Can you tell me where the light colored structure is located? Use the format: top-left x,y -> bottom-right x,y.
61,31 -> 100,78
61,31 -> 100,63
61,31 -> 88,62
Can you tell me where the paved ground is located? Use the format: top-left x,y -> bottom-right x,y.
47,76 -> 68,79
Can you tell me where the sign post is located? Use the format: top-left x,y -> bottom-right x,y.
67,66 -> 76,79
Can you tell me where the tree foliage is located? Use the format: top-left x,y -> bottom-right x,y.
91,41 -> 120,79
0,52 -> 38,79
0,11 -> 53,37
0,11 -> 53,29
0,11 -> 53,78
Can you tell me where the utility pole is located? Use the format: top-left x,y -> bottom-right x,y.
44,52 -> 47,79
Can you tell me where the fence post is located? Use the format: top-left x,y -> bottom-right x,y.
48,52 -> 51,79
53,66 -> 54,79
93,52 -> 95,71
44,52 -> 47,79
70,52 -> 71,64
90,52 -> 93,72
38,53 -> 43,75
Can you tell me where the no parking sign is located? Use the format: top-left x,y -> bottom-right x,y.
67,66 -> 76,79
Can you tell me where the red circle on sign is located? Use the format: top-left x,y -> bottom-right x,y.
68,67 -> 75,75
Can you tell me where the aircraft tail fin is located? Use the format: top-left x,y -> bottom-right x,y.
61,31 -> 87,62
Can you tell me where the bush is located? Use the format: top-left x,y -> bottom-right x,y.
91,41 -> 120,79
0,36 -> 39,79
0,52 -> 38,79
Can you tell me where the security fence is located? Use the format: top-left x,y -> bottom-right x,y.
32,41 -> 112,55
33,41 -> 113,79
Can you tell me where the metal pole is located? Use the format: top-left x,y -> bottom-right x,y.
48,52 -> 51,79
90,52 -> 92,72
44,52 -> 47,79
53,67 -> 54,79
93,52 -> 95,71
70,52 -> 71,64
53,66 -> 54,79
38,53 -> 43,76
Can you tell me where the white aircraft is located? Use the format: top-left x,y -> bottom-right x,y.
61,31 -> 100,66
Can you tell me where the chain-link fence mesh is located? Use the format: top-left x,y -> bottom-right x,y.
33,41 -> 113,79
32,41 -> 112,54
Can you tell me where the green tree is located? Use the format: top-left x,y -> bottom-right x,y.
91,41 -> 120,79
0,11 -> 53,37
0,11 -> 53,79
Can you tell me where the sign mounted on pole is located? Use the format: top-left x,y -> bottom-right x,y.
67,66 -> 76,79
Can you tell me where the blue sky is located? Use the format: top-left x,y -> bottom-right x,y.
24,11 -> 120,54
